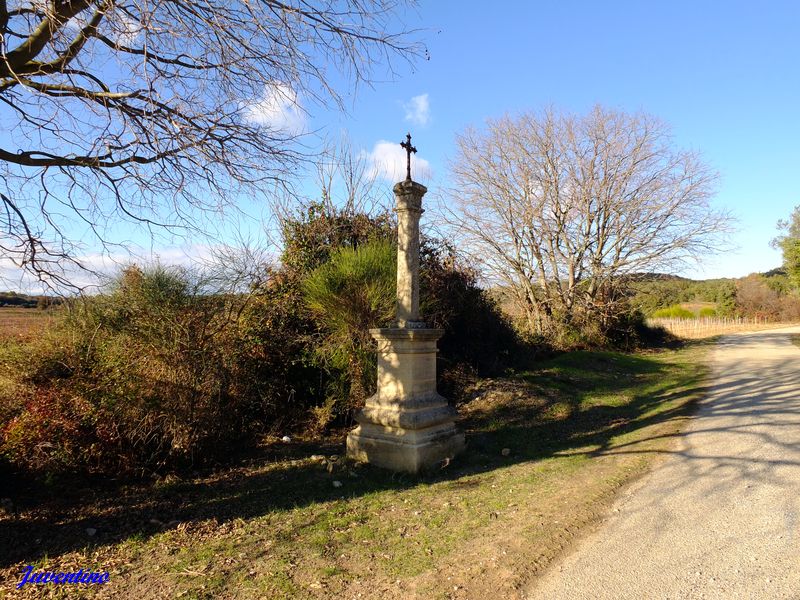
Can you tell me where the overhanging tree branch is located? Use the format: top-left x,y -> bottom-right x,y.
0,0 -> 422,290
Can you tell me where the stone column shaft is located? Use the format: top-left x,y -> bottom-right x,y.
393,180 -> 427,327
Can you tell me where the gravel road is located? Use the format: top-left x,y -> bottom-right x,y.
527,327 -> 800,600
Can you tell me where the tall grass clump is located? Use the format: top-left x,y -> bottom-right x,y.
303,239 -> 395,428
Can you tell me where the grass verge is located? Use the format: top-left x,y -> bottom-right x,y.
0,342 -> 711,599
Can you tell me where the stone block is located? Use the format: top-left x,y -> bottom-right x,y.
346,327 -> 465,473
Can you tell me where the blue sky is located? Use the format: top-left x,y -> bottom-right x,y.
2,1 -> 799,290
314,0 -> 800,279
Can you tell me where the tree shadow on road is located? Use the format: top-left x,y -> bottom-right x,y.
579,331 -> 800,519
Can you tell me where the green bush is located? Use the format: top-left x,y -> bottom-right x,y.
698,307 -> 717,317
651,305 -> 696,319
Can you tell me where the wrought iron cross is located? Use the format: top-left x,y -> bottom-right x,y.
400,133 -> 417,181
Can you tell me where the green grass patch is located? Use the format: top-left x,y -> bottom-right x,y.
651,304 -> 696,318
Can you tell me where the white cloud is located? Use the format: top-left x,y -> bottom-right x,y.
67,7 -> 142,47
107,12 -> 143,47
0,244 -> 219,295
403,93 -> 431,127
362,140 -> 432,183
241,83 -> 306,136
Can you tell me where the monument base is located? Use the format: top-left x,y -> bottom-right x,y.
347,420 -> 465,474
346,327 -> 465,474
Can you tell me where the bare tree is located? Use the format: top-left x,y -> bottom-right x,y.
308,135 -> 392,217
269,135 -> 396,257
447,105 -> 732,336
0,0 -> 421,289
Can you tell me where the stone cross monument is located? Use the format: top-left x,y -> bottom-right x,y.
346,134 -> 465,473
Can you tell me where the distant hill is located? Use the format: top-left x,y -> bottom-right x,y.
761,267 -> 786,278
626,272 -> 692,283
0,291 -> 60,308
630,269 -> 789,284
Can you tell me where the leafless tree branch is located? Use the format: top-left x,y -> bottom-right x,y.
0,0 -> 422,290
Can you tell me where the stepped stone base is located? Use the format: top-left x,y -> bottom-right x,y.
346,327 -> 465,474
347,420 -> 465,474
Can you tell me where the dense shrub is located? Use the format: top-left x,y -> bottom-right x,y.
233,281 -> 319,434
1,265 -> 263,475
283,203 -> 525,412
602,308 -> 671,350
420,239 -> 525,390
2,387 -> 121,474
250,203 -> 400,430
735,274 -> 800,320
1,204 -> 527,476
280,202 -> 395,276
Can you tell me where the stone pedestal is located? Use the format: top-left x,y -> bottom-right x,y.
346,328 -> 465,473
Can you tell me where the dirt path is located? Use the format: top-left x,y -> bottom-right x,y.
526,327 -> 800,599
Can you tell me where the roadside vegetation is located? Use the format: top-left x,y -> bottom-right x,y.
0,199 -> 715,597
628,270 -> 800,323
0,203 -> 521,478
0,338 -> 710,599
